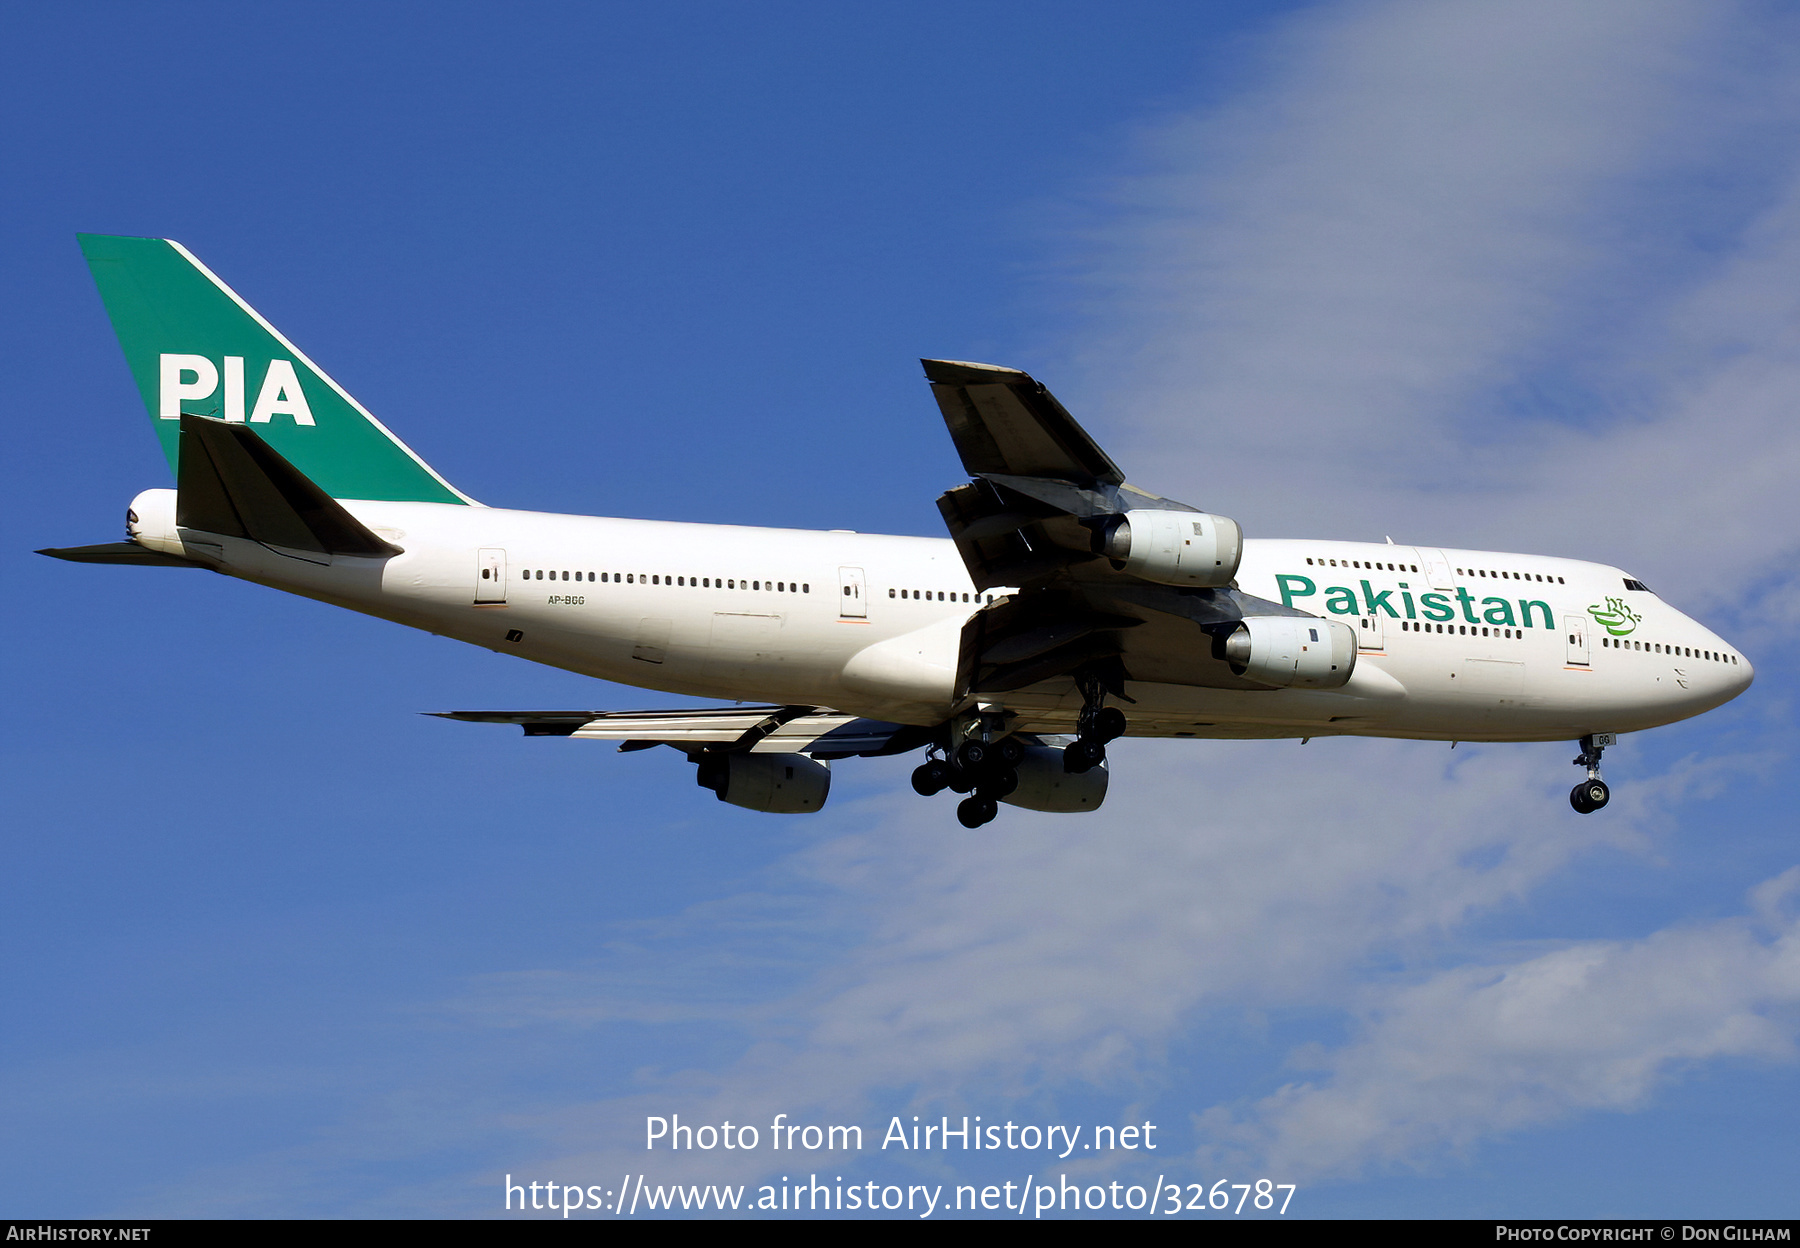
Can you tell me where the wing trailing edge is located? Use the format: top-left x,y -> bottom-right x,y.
431,706 -> 933,758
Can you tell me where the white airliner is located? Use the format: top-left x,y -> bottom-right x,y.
46,234 -> 1753,826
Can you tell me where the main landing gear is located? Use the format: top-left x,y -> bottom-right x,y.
910,675 -> 1131,829
1569,732 -> 1616,814
1063,672 -> 1127,776
911,731 -> 1027,828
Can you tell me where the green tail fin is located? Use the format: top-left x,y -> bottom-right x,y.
78,233 -> 472,505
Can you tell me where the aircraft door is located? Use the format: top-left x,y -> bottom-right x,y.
1358,614 -> 1385,652
1413,547 -> 1455,591
476,548 -> 507,604
838,566 -> 867,619
1564,614 -> 1590,666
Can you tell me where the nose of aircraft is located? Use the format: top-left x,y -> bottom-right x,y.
1731,648 -> 1755,696
1697,634 -> 1753,712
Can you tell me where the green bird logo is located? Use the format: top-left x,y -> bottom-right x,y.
1588,596 -> 1641,636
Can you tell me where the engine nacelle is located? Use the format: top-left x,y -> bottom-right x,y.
1099,509 -> 1243,587
1220,617 -> 1356,689
1000,745 -> 1108,813
696,752 -> 831,813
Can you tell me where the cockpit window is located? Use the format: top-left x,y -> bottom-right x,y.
1623,578 -> 1653,594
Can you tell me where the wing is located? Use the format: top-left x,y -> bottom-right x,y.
924,358 -> 1200,592
925,359 -> 1126,484
922,359 -> 1310,700
431,705 -> 933,759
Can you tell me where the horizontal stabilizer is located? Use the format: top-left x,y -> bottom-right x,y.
36,542 -> 207,568
432,705 -> 930,757
177,415 -> 401,560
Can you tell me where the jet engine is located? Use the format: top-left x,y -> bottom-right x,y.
1220,617 -> 1356,689
1000,745 -> 1109,813
1097,509 -> 1243,587
695,752 -> 831,813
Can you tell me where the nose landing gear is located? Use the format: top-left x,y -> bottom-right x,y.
1569,732 -> 1616,813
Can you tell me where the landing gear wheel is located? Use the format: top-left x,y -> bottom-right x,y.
957,795 -> 999,828
1063,738 -> 1105,774
1568,734 -> 1615,814
1570,779 -> 1610,814
911,760 -> 951,797
953,740 -> 989,773
1092,706 -> 1127,743
997,736 -> 1026,766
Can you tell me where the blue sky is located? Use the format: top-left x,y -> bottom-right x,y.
4,0 -> 1798,1219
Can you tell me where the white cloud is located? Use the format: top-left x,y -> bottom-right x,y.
476,0 -> 1800,1192
467,738 -> 1676,1183
1056,0 -> 1800,614
1195,867 -> 1800,1179
142,2 -> 1800,1209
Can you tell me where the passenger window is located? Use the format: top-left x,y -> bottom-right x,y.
889,588 -> 896,598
